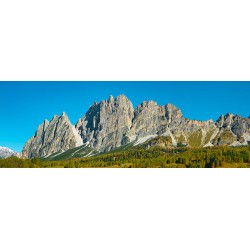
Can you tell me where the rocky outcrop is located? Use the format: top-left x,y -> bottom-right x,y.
21,95 -> 250,158
128,101 -> 169,138
21,112 -> 83,158
167,117 -> 216,147
214,113 -> 250,146
127,102 -> 182,138
76,95 -> 134,152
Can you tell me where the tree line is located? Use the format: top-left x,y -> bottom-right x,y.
1,146 -> 250,168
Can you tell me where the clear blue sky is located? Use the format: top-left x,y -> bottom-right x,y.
0,81 -> 249,152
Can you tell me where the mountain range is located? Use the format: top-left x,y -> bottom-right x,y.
20,94 -> 250,159
0,146 -> 19,158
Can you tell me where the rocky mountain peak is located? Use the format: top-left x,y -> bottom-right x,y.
130,100 -> 171,139
42,119 -> 49,128
142,100 -> 157,107
21,94 -> 250,158
0,146 -> 18,158
165,103 -> 183,121
21,112 -> 83,158
108,95 -> 114,102
216,113 -> 241,128
61,111 -> 67,117
52,114 -> 59,120
115,94 -> 129,102
216,114 -> 224,122
225,113 -> 234,117
76,95 -> 134,152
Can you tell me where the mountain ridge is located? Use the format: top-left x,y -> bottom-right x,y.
21,94 -> 250,158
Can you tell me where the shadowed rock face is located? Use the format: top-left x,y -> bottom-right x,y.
21,112 -> 82,158
231,118 -> 250,135
21,95 -> 250,158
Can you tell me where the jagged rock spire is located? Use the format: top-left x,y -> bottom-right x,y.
21,112 -> 83,158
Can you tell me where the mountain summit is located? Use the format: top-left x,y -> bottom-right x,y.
21,112 -> 83,158
21,95 -> 250,158
0,146 -> 18,158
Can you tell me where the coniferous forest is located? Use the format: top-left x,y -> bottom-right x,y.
0,146 -> 250,168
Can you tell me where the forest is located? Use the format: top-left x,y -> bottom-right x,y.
1,146 -> 250,168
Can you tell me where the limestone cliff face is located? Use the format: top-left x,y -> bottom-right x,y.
128,102 -> 182,137
129,101 -> 168,138
127,100 -> 217,148
75,97 -> 228,150
21,95 -> 250,158
167,117 -> 216,147
76,95 -> 134,152
21,112 -> 82,158
213,114 -> 250,146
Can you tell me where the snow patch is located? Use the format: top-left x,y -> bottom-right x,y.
201,129 -> 206,144
0,146 -> 18,158
210,128 -> 219,141
72,126 -> 83,146
129,135 -> 137,142
71,147 -> 84,157
134,134 -> 158,146
204,142 -> 214,147
230,141 -> 242,147
83,151 -> 95,158
242,133 -> 250,145
162,128 -> 177,146
48,151 -> 64,159
70,142 -> 90,157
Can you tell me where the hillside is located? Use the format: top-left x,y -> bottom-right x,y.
1,146 -> 250,168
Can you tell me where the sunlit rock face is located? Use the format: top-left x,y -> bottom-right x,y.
21,112 -> 82,158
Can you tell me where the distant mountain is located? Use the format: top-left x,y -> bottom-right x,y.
21,95 -> 250,159
0,146 -> 18,158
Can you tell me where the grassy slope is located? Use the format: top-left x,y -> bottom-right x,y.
41,133 -> 232,162
43,145 -> 98,161
43,140 -> 137,161
43,145 -> 250,168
